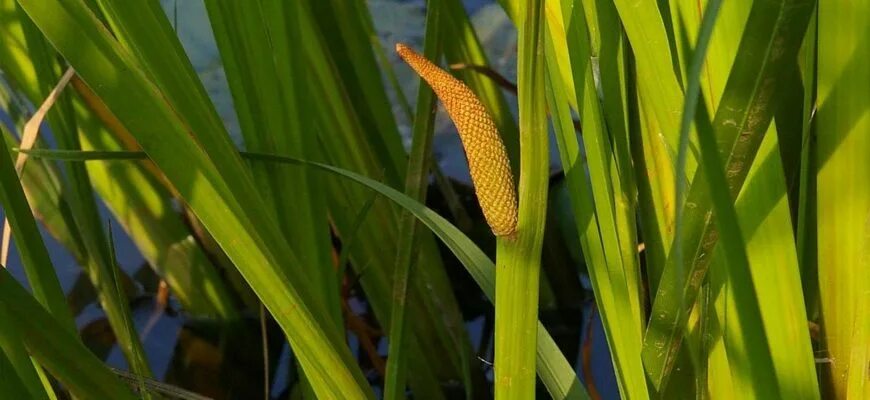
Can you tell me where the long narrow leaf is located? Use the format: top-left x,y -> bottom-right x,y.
0,268 -> 136,400
816,1 -> 870,397
23,147 -> 588,400
546,1 -> 646,397
72,82 -> 237,318
493,0 -> 549,397
643,0 -> 815,387
384,4 -> 442,399
17,11 -> 152,377
0,125 -> 74,332
14,1 -> 372,397
298,0 -> 472,391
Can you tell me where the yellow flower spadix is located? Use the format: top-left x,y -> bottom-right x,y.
396,43 -> 517,237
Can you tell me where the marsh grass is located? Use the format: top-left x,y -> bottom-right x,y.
0,0 -> 866,398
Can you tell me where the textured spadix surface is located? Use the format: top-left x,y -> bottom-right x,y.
396,43 -> 518,237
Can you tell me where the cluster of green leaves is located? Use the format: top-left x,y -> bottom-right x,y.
0,0 -> 866,399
